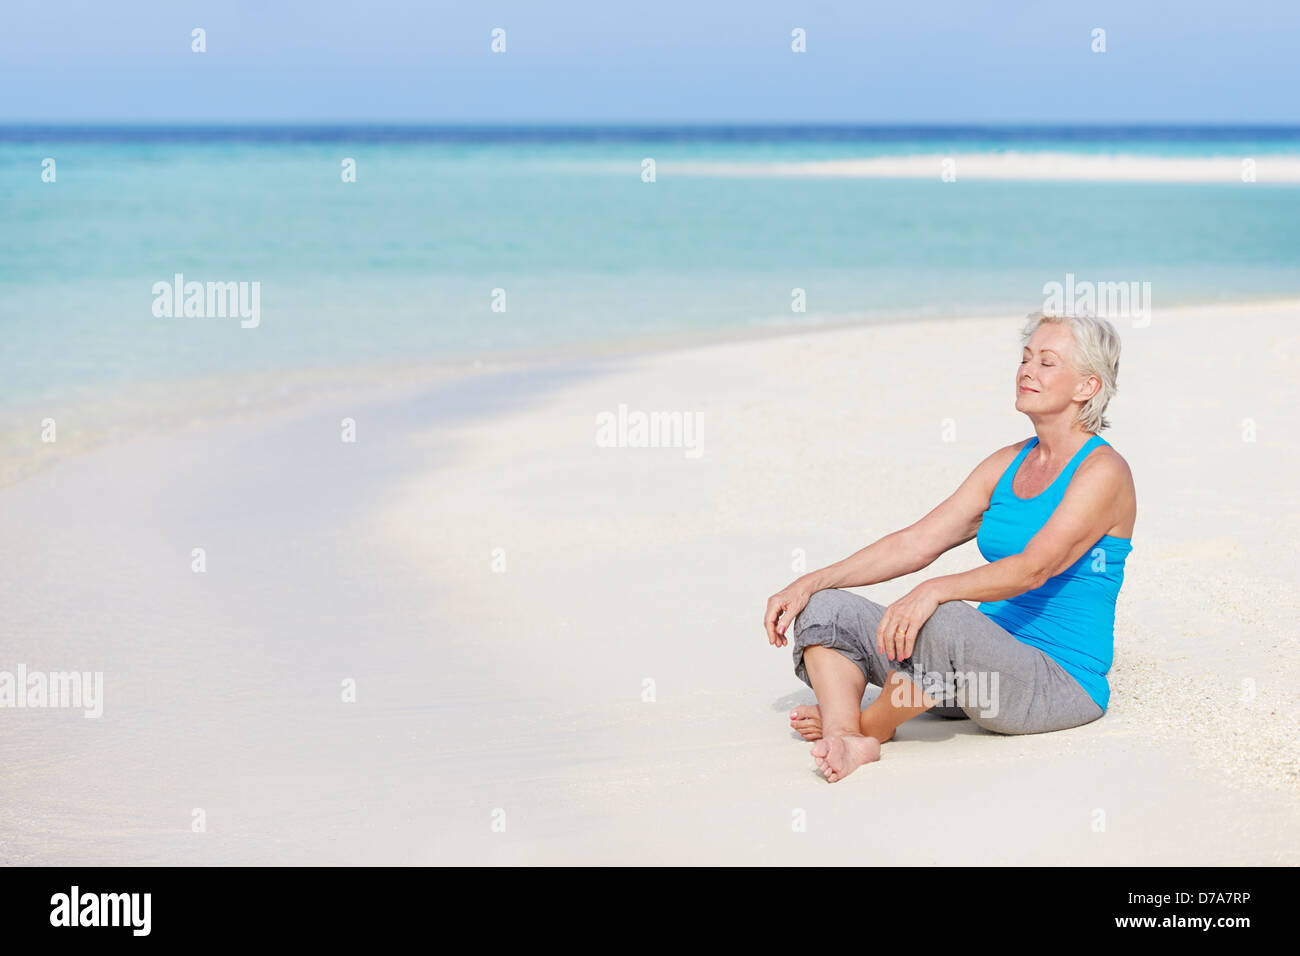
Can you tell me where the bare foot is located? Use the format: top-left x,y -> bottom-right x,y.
791,705 -> 896,745
790,705 -> 823,740
810,734 -> 881,782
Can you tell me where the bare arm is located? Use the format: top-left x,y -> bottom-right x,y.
797,529 -> 933,593
874,448 -> 1133,662
765,443 -> 1015,646
807,443 -> 1012,590
925,450 -> 1131,605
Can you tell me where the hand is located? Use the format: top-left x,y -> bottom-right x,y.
876,582 -> 941,662
764,582 -> 812,647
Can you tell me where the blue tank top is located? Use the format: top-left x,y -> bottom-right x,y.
975,434 -> 1132,712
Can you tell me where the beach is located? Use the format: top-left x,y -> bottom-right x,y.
2,298 -> 1297,865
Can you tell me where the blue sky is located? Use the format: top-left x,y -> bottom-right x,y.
2,0 -> 1297,124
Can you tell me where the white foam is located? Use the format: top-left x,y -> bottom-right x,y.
659,151 -> 1300,183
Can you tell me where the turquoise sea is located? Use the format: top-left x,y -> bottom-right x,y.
2,125 -> 1299,412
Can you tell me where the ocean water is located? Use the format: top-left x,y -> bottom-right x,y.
2,125 -> 1299,412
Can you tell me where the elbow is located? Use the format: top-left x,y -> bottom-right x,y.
1023,557 -> 1052,591
906,547 -> 935,573
896,532 -> 936,572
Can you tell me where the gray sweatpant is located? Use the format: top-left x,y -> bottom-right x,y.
791,588 -> 1103,735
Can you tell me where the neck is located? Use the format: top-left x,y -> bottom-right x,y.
1032,422 -> 1093,460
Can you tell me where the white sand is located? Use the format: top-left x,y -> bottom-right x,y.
2,301 -> 1297,864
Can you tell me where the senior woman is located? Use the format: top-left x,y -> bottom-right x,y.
764,312 -> 1136,782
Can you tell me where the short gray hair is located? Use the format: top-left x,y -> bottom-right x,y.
1020,312 -> 1121,433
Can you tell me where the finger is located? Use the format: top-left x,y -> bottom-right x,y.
779,598 -> 800,636
890,619 -> 908,661
764,601 -> 778,643
882,611 -> 899,660
895,620 -> 910,660
764,599 -> 781,644
876,609 -> 890,655
783,596 -> 807,636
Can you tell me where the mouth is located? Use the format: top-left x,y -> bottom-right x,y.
1018,385 -> 1038,393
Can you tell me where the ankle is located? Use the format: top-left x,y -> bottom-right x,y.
859,713 -> 896,742
826,724 -> 861,739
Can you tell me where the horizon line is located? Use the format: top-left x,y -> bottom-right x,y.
4,121 -> 1300,128
3,121 -> 1300,144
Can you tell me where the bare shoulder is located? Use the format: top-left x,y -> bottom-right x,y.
1079,442 -> 1134,488
978,437 -> 1034,475
1003,436 -> 1036,458
963,437 -> 1034,496
1075,441 -> 1137,536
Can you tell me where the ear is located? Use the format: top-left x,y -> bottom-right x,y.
1076,373 -> 1101,402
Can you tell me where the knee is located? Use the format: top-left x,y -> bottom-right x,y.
911,606 -> 968,659
794,588 -> 855,633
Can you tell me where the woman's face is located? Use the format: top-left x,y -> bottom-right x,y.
1016,323 -> 1093,419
